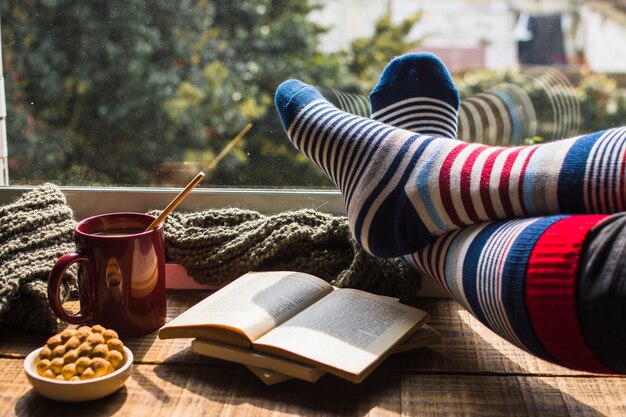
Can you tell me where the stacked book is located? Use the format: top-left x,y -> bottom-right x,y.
159,271 -> 440,385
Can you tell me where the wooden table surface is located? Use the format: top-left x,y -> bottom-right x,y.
2,291 -> 625,417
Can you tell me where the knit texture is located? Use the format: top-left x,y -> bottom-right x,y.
407,217 -> 565,360
152,208 -> 422,301
0,184 -> 77,333
405,213 -> 626,374
526,215 -> 611,373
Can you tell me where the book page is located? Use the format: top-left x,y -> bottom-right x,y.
245,325 -> 441,385
253,288 -> 428,380
160,271 -> 333,341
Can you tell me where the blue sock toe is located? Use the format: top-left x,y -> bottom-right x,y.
370,53 -> 460,138
370,52 -> 459,110
275,80 -> 326,132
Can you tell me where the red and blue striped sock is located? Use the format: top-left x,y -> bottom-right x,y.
275,79 -> 626,258
406,214 -> 626,374
368,54 -> 625,374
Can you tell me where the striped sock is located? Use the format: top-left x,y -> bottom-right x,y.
406,214 -> 626,374
369,53 -> 459,138
274,79 -> 626,257
367,56 -> 626,374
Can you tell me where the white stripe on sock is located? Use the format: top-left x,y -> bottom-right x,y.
372,96 -> 458,120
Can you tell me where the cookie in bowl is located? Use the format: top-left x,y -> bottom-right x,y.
24,325 -> 133,402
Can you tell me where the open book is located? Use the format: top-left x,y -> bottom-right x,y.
243,324 -> 441,385
159,271 -> 430,383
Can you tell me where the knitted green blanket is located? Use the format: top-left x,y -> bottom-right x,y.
0,184 -> 76,333
155,208 -> 422,299
0,185 -> 422,333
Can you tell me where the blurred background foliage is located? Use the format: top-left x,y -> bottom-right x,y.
2,0 -> 625,187
456,69 -> 626,142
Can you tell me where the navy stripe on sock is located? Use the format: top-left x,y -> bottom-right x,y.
343,126 -> 395,207
459,218 -> 561,361
597,128 -> 626,213
331,118 -> 376,188
592,129 -> 620,213
319,112 -> 363,180
289,101 -> 331,153
462,223 -> 495,327
558,130 -> 604,213
306,107 -> 342,174
368,188 -> 435,257
501,215 -> 565,361
337,122 -> 389,191
354,135 -> 436,256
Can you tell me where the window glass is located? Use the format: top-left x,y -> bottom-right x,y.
1,0 -> 625,188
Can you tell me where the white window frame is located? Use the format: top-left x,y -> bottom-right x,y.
0,186 -> 345,218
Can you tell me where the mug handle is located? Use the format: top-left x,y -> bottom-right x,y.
48,252 -> 94,324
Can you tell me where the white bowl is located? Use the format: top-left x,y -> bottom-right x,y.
24,346 -> 133,402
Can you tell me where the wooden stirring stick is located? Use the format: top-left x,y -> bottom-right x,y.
145,171 -> 205,231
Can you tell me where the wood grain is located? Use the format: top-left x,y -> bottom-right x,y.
1,293 -> 624,417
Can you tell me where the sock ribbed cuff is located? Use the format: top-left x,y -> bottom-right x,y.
526,214 -> 612,373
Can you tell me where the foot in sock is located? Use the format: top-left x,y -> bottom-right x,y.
369,54 -> 626,374
369,52 -> 460,138
275,77 -> 626,257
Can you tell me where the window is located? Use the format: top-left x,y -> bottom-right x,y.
1,0 -> 625,196
2,1 -> 624,300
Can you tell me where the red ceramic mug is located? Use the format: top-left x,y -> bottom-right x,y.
48,212 -> 166,336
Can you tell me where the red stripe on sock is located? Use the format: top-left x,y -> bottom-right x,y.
439,143 -> 469,228
480,148 -> 506,220
419,232 -> 454,294
460,145 -> 488,223
426,239 -> 438,279
526,215 -> 613,373
413,239 -> 433,277
498,148 -> 523,218
517,146 -> 538,216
